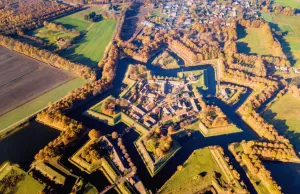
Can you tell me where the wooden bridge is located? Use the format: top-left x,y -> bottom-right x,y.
99,170 -> 135,194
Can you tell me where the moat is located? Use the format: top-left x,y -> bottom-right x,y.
1,58 -> 299,194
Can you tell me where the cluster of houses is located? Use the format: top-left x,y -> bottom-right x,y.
143,0 -> 258,30
123,78 -> 201,129
275,65 -> 289,72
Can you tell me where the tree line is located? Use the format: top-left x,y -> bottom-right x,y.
261,0 -> 298,16
219,57 -> 294,147
35,43 -> 120,161
0,35 -> 96,80
0,0 -> 82,35
43,21 -> 80,37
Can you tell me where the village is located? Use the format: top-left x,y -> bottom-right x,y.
120,73 -> 203,130
143,0 -> 258,30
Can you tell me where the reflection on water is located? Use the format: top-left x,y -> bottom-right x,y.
264,162 -> 300,194
0,121 -> 59,165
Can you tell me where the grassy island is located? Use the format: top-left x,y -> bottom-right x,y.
0,162 -> 45,194
159,146 -> 247,194
263,92 -> 300,149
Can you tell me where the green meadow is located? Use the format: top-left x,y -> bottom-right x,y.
262,13 -> 300,67
159,148 -> 227,194
263,92 -> 300,149
237,26 -> 280,56
34,7 -> 117,67
272,0 -> 300,9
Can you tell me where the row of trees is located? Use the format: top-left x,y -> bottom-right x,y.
212,146 -> 244,185
261,3 -> 296,16
226,53 -> 267,77
0,0 -> 82,35
33,6 -> 124,161
180,37 -> 223,61
239,152 -> 282,194
35,42 -> 120,160
169,39 -> 199,64
117,137 -> 137,172
0,35 -> 96,80
98,44 -> 119,83
219,58 -> 294,147
243,141 -> 296,161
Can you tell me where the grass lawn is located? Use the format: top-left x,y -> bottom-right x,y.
229,143 -> 273,194
0,163 -> 45,194
0,78 -> 85,131
237,26 -> 281,56
272,0 -> 300,9
261,12 -> 274,22
177,69 -> 207,89
159,147 -> 227,194
186,120 -> 242,137
34,7 -> 117,67
263,92 -> 300,149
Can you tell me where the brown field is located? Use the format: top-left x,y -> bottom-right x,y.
0,46 -> 73,116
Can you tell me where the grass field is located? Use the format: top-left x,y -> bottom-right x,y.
272,0 -> 300,9
0,78 -> 85,131
274,14 -> 300,67
237,26 -> 279,56
261,12 -> 273,22
159,147 -> 227,194
0,162 -> 45,194
178,69 -> 208,89
230,144 -> 272,194
262,13 -> 300,67
263,92 -> 300,149
34,7 -> 117,67
186,120 -> 242,137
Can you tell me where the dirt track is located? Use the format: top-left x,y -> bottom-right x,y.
0,46 -> 73,116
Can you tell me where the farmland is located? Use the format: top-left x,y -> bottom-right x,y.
0,78 -> 85,131
0,46 -> 74,118
273,14 -> 300,67
33,7 -> 117,67
263,92 -> 300,149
